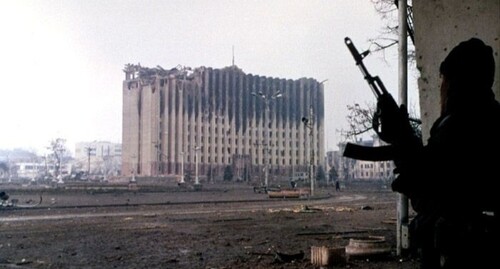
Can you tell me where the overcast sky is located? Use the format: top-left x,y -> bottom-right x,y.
0,0 -> 419,155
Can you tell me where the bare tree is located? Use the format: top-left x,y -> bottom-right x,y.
338,102 -> 422,143
338,103 -> 377,142
48,138 -> 67,179
369,0 -> 415,61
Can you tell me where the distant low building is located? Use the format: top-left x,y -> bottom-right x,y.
0,149 -> 39,181
351,137 -> 394,181
329,136 -> 394,181
14,162 -> 72,180
74,141 -> 121,176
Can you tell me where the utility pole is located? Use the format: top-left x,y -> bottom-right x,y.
153,141 -> 164,176
85,146 -> 94,177
193,146 -> 202,190
175,64 -> 191,185
264,103 -> 269,187
397,0 -> 410,256
56,147 -> 65,184
301,80 -> 327,196
180,151 -> 185,184
130,155 -> 137,183
194,146 -> 200,185
302,106 -> 314,196
251,90 -> 283,187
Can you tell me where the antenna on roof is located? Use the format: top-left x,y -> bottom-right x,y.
232,45 -> 235,66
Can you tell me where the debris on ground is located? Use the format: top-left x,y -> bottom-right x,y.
294,204 -> 322,213
273,250 -> 305,263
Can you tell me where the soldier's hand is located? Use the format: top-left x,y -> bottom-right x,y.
373,95 -> 408,144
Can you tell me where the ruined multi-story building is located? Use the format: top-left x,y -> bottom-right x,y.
121,64 -> 324,182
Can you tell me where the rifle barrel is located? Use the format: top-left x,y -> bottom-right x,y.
345,37 -> 384,98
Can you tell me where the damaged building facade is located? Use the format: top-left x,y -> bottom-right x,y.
122,64 -> 324,182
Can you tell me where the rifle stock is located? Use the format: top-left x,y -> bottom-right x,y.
342,143 -> 394,161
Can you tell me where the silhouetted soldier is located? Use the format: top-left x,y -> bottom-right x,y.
390,38 -> 500,269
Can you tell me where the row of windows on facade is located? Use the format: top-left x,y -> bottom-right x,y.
174,143 -> 317,159
357,171 -> 392,177
182,135 -> 319,150
179,155 -> 310,166
182,125 -> 315,139
19,164 -> 53,170
359,162 -> 393,169
74,148 -> 122,156
75,151 -> 122,157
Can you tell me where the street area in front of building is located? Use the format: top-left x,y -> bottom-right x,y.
0,180 -> 421,269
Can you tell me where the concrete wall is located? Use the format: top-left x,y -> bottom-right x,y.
413,0 -> 500,142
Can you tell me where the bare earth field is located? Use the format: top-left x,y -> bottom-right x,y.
0,181 -> 420,269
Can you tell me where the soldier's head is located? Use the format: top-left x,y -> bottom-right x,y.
440,38 -> 495,89
439,38 -> 495,113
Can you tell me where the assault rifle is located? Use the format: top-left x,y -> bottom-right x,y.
342,37 -> 418,161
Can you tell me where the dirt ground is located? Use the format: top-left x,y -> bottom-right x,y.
0,180 -> 420,269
